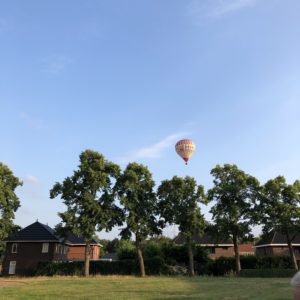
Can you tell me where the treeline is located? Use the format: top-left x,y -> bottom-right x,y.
1,150 -> 300,277
36,238 -> 296,277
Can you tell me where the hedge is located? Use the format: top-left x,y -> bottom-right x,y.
36,255 -> 297,277
36,257 -> 167,276
240,269 -> 297,278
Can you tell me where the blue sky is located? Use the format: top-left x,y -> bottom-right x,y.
1,0 -> 299,239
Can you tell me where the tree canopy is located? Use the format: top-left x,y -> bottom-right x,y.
0,162 -> 22,257
50,150 -> 122,276
257,176 -> 300,270
207,164 -> 260,275
115,162 -> 161,277
157,175 -> 206,276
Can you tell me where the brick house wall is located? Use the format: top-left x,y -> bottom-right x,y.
67,245 -> 100,261
205,246 -> 234,259
256,246 -> 300,260
3,242 -> 68,276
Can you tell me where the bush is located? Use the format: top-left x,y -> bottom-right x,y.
240,255 -> 257,269
240,269 -> 297,277
256,256 -> 293,269
207,257 -> 235,276
117,240 -> 136,260
144,256 -> 166,275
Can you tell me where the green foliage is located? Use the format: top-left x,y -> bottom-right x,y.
36,258 -> 166,276
208,164 -> 259,241
116,163 -> 161,276
50,150 -> 122,239
157,176 -> 206,240
257,177 -> 300,234
240,269 -> 297,278
116,163 -> 161,241
257,176 -> 300,269
36,254 -> 297,277
0,162 -> 22,257
157,176 -> 206,276
117,240 -> 136,260
49,150 -> 123,275
207,164 -> 260,274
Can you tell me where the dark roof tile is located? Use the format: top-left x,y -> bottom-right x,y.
5,221 -> 59,241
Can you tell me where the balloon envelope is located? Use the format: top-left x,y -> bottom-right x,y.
175,139 -> 196,164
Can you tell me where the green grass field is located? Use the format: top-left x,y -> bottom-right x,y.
0,276 -> 293,300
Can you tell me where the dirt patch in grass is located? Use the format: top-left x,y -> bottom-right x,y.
0,279 -> 28,288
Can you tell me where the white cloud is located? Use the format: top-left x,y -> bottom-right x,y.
19,112 -> 44,130
40,55 -> 72,74
119,132 -> 188,163
188,0 -> 258,21
24,175 -> 39,185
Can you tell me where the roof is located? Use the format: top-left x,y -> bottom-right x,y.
65,234 -> 101,246
255,231 -> 300,247
5,221 -> 102,246
174,232 -> 233,246
5,221 -> 59,242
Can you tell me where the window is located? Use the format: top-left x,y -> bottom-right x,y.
42,243 -> 49,253
12,243 -> 18,253
207,247 -> 215,254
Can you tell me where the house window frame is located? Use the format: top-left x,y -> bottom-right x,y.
42,242 -> 49,253
12,243 -> 18,253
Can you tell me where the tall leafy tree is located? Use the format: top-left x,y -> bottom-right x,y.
257,176 -> 300,270
50,150 -> 122,276
115,163 -> 161,277
157,176 -> 206,276
0,163 -> 22,260
207,164 -> 259,275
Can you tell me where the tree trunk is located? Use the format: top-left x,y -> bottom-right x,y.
287,233 -> 298,271
233,235 -> 241,276
187,239 -> 195,277
136,238 -> 145,277
84,240 -> 91,277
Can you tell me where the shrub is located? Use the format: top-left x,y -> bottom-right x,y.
240,255 -> 257,269
117,240 -> 136,260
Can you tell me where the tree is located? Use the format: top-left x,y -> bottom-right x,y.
157,176 -> 206,276
207,164 -> 259,275
257,176 -> 300,270
0,162 -> 22,259
50,150 -> 123,276
115,163 -> 161,277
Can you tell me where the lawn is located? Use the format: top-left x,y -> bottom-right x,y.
0,276 -> 293,300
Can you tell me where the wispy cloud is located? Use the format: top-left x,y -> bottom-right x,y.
40,55 -> 72,74
119,132 -> 188,163
24,175 -> 39,185
188,0 -> 258,21
19,112 -> 44,130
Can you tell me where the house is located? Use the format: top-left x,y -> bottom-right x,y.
2,221 -> 68,276
255,231 -> 300,260
2,221 -> 102,276
174,232 -> 254,259
66,234 -> 101,261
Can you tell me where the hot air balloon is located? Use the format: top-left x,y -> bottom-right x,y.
175,139 -> 196,165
